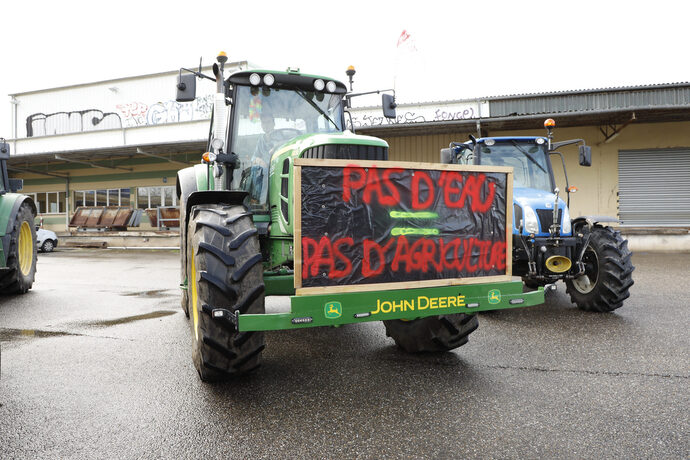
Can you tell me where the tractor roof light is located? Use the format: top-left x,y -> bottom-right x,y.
314,79 -> 325,91
544,118 -> 556,128
217,51 -> 228,64
326,80 -> 337,93
249,73 -> 261,86
263,74 -> 275,86
211,138 -> 224,151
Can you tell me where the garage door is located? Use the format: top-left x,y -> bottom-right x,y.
618,149 -> 690,227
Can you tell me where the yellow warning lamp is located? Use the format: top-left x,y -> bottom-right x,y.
346,65 -> 356,91
567,186 -> 578,193
544,118 -> 556,128
217,51 -> 228,64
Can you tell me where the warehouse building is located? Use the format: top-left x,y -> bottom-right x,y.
6,66 -> 690,248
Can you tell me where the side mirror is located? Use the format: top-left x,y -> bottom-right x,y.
9,178 -> 23,193
382,94 -> 397,119
440,148 -> 453,164
0,142 -> 9,160
579,145 -> 592,167
176,74 -> 197,102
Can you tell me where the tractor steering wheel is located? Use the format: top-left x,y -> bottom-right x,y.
267,128 -> 303,144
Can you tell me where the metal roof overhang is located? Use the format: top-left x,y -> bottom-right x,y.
356,106 -> 690,137
7,139 -> 206,168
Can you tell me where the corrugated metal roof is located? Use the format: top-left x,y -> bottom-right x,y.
353,81 -> 690,111
488,82 -> 690,117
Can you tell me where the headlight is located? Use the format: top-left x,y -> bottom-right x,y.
313,79 -> 325,91
263,74 -> 275,86
523,205 -> 540,234
249,73 -> 261,85
326,81 -> 336,92
561,206 -> 571,234
211,137 -> 224,151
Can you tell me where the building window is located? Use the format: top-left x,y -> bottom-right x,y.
136,186 -> 176,208
26,192 -> 66,214
74,188 -> 131,207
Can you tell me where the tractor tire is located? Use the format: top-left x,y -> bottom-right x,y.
0,203 -> 37,294
383,314 -> 479,353
187,203 -> 265,381
565,225 -> 634,312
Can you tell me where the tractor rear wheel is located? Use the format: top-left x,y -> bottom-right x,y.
187,203 -> 266,381
565,225 -> 634,312
383,314 -> 479,352
0,203 -> 37,294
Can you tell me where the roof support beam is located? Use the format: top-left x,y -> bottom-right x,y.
136,148 -> 190,166
7,166 -> 69,179
598,112 -> 637,145
54,155 -> 132,171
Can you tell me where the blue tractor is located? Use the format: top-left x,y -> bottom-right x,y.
441,119 -> 634,312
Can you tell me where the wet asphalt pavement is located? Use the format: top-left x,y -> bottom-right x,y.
0,249 -> 688,459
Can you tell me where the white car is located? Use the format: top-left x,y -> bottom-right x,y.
36,228 -> 58,253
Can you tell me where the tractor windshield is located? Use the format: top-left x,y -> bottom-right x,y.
231,85 -> 344,208
476,140 -> 553,192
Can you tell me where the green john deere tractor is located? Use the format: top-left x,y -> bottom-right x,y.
0,140 -> 37,295
175,53 -> 546,381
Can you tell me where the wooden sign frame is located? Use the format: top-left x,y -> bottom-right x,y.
293,158 -> 513,296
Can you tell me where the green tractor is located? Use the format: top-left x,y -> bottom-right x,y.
0,140 -> 37,294
176,53 -> 546,381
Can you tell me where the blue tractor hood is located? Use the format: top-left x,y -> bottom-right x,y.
513,187 -> 571,236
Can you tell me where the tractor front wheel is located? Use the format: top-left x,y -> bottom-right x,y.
187,203 -> 266,381
565,225 -> 634,312
383,314 -> 479,352
0,203 -> 37,294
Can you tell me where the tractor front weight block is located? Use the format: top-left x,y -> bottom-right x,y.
237,280 -> 545,332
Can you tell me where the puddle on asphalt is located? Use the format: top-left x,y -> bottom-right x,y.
0,328 -> 81,342
120,289 -> 177,298
85,310 -> 177,327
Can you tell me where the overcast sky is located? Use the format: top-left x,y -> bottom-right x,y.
1,0 -> 687,136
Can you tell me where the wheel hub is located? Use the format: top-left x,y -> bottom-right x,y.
18,221 -> 33,276
572,247 -> 599,294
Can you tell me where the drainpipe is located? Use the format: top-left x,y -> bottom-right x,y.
10,97 -> 18,149
65,176 -> 70,232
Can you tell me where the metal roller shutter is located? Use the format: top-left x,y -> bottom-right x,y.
618,149 -> 690,227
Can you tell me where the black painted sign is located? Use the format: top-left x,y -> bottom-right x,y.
297,161 -> 510,289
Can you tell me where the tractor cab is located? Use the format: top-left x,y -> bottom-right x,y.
478,136 -> 571,237
225,71 -> 348,209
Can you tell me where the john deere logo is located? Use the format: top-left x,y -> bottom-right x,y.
325,301 -> 342,319
488,289 -> 501,305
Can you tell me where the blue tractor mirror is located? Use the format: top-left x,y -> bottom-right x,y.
579,145 -> 592,167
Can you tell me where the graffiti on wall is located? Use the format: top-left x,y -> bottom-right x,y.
26,110 -> 122,137
349,102 -> 485,129
116,95 -> 213,127
25,95 -> 214,137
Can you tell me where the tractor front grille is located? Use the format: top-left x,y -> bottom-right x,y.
536,209 -> 563,233
301,144 -> 388,161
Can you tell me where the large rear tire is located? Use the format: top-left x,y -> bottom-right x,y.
565,225 -> 634,312
187,204 -> 266,381
383,314 -> 479,352
0,203 -> 37,294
